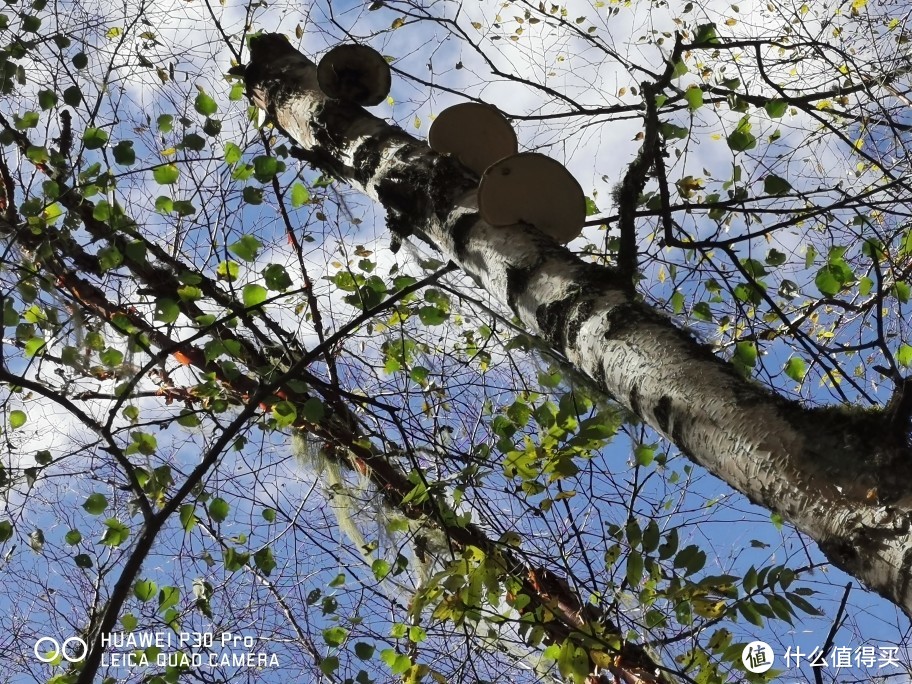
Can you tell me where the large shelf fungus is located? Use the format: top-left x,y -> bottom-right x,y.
478,152 -> 586,244
427,102 -> 517,176
317,44 -> 392,106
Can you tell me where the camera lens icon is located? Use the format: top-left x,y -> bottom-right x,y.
34,637 -> 87,663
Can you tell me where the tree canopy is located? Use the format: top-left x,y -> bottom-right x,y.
0,0 -> 911,683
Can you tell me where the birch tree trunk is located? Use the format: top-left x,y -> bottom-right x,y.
239,34 -> 912,617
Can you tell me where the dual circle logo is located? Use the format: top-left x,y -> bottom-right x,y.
34,637 -> 87,663
742,640 -> 774,673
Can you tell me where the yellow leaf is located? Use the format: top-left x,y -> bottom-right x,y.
391,17 -> 405,29
471,21 -> 482,29
693,597 -> 727,618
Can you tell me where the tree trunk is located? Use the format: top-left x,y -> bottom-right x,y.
241,34 -> 912,617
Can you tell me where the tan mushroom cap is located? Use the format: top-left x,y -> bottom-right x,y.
317,44 -> 392,106
428,103 -> 517,176
478,152 -> 586,244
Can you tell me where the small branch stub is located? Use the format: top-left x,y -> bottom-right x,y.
427,102 -> 517,175
478,152 -> 586,244
317,44 -> 392,106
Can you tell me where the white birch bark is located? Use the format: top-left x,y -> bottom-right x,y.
241,34 -> 912,617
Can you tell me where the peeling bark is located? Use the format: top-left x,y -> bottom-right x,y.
241,34 -> 912,617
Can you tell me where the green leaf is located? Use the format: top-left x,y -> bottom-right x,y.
83,492 -> 108,515
764,99 -> 787,118
727,116 -> 756,151
291,182 -> 311,207
763,174 -> 792,195
778,279 -> 799,300
786,591 -> 823,616
372,558 -> 391,580
155,196 -> 174,214
154,298 -> 180,324
134,579 -> 157,602
584,195 -> 599,216
634,444 -> 655,466
693,22 -> 718,44
181,131 -> 205,152
674,544 -> 706,575
0,520 -> 12,542
98,246 -> 123,272
16,112 -> 39,129
209,497 -> 230,522
100,518 -> 129,547
692,301 -> 712,321
125,432 -> 157,456
243,186 -> 263,204
63,86 -> 83,107
179,504 -> 198,531
263,263 -> 292,291
113,141 -> 136,165
814,265 -> 843,296
64,529 -> 82,545
217,260 -> 240,281
74,554 -> 93,568
82,128 -> 108,150
194,91 -> 218,116
734,341 -> 757,367
24,337 -> 46,358
224,142 -> 242,165
323,627 -> 348,647
9,410 -> 26,429
100,347 -> 124,366
766,249 -> 787,266
557,640 -> 589,684
380,649 -> 411,675
262,508 -> 276,522
784,357 -> 806,382
684,85 -> 703,110
626,550 -> 644,586
319,656 -> 339,676
418,305 -> 447,325
229,234 -> 262,261
253,155 -> 282,183
272,401 -> 297,428
158,586 -> 179,613
354,642 -> 375,660
242,284 -> 268,308
223,546 -> 249,572
660,122 -> 689,139
38,89 -> 57,110
153,164 -> 180,185
897,344 -> 912,368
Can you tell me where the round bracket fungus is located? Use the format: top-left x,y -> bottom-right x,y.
317,44 -> 392,106
428,103 -> 517,176
478,152 -> 586,244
